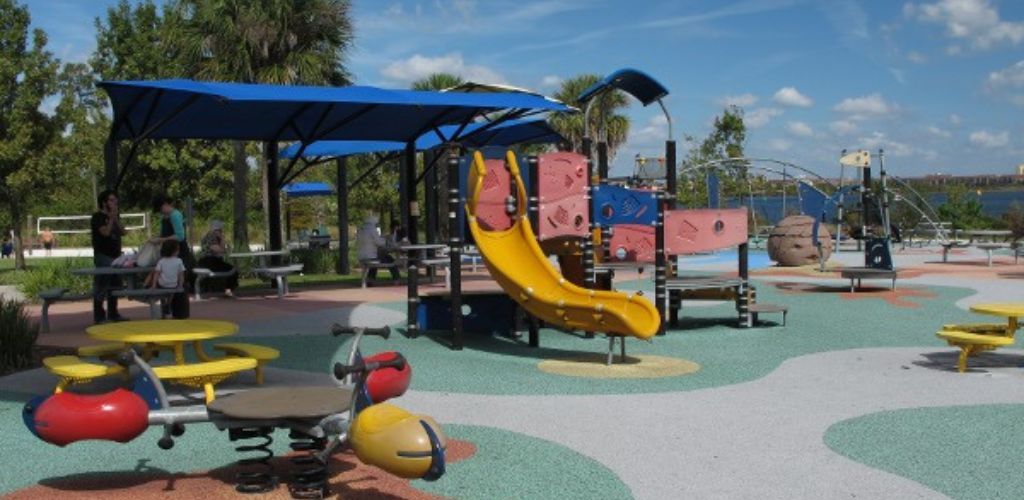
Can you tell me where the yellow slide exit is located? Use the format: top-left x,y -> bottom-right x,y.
466,151 -> 660,339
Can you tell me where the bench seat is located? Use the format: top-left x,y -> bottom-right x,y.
940,323 -> 1012,336
192,267 -> 238,300
936,330 -> 1015,373
254,264 -> 303,298
77,343 -> 126,360
151,358 -> 258,403
38,287 -> 90,333
43,355 -> 124,393
212,343 -> 280,384
839,268 -> 897,292
112,288 -> 183,319
748,303 -> 789,326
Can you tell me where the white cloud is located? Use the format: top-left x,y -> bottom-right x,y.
381,53 -> 505,84
926,125 -> 952,138
949,113 -> 962,125
786,121 -> 814,137
969,129 -> 1009,148
772,86 -> 813,107
829,120 -> 859,136
717,93 -> 758,108
833,93 -> 899,119
767,138 -> 793,152
987,60 -> 1024,88
629,115 -> 670,145
857,131 -> 914,156
745,107 -> 782,128
540,75 -> 563,89
906,0 -> 1024,51
907,50 -> 928,63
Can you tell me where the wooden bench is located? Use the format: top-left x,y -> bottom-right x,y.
975,243 -> 1010,267
151,358 -> 258,403
212,343 -> 280,384
665,277 -> 747,327
112,288 -> 183,319
192,267 -> 238,300
839,268 -> 897,292
43,355 -> 124,393
748,303 -> 788,326
38,287 -> 90,333
254,264 -> 303,298
936,330 -> 1015,373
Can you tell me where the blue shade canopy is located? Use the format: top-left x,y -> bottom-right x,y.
577,68 -> 669,106
283,182 -> 334,197
99,79 -> 571,142
278,118 -> 564,160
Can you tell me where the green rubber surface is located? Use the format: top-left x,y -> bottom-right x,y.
825,404 -> 1024,500
253,280 -> 977,395
416,425 -> 632,500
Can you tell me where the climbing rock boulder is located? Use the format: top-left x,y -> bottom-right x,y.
767,215 -> 833,266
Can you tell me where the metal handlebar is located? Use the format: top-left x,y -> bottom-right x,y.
333,353 -> 406,380
330,324 -> 391,339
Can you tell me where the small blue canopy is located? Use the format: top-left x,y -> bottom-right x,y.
284,182 -> 334,197
577,68 -> 669,106
278,118 -> 564,160
100,79 -> 570,143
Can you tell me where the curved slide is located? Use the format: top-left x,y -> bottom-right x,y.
466,151 -> 660,339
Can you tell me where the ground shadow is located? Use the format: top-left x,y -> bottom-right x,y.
914,350 -> 1024,373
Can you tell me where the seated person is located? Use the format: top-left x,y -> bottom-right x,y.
356,215 -> 399,280
197,220 -> 239,297
145,239 -> 189,319
1,236 -> 12,259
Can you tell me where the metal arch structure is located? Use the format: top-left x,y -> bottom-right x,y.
677,157 -> 838,190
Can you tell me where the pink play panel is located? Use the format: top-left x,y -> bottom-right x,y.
608,208 -> 749,262
475,158 -> 513,231
536,152 -> 590,240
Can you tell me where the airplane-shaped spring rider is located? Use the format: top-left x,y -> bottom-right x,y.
22,325 -> 446,498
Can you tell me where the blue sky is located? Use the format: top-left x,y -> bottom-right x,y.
23,0 -> 1024,177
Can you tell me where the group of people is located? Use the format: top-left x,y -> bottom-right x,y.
90,191 -> 238,325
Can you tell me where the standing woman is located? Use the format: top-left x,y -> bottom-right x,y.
151,194 -> 193,315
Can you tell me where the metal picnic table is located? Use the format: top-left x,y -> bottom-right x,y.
86,319 -> 239,365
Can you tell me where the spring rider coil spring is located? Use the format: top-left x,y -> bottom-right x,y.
287,429 -> 329,499
229,426 -> 277,494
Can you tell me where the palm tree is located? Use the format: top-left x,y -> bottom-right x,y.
547,74 -> 631,156
172,0 -> 354,251
411,73 -> 464,91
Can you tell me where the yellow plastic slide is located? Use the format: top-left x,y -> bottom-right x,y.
466,151 -> 660,339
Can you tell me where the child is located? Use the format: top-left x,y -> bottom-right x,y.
146,239 -> 189,319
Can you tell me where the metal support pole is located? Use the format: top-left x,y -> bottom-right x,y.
582,138 -> 595,338
597,142 -> 609,180
738,241 -> 750,328
404,141 -> 419,337
665,140 -> 677,209
336,157 -> 350,274
597,142 -> 610,265
446,152 -> 463,350
424,150 -> 438,244
528,156 -> 540,231
264,141 -> 283,265
655,191 -> 667,336
104,138 -> 118,190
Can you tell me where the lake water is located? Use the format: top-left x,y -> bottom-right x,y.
724,190 -> 1024,224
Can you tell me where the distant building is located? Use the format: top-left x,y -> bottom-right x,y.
1018,164 -> 1024,176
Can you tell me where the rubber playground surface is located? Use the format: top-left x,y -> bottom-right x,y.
3,245 -> 1024,499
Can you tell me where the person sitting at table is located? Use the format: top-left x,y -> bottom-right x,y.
1,235 -> 12,259
145,239 -> 189,319
198,220 -> 238,297
91,190 -> 127,324
356,215 -> 399,280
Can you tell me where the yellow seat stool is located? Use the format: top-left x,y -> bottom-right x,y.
940,323 -> 1012,336
213,343 -> 280,385
43,355 -> 124,393
936,330 -> 1015,373
152,358 -> 258,403
77,343 -> 127,360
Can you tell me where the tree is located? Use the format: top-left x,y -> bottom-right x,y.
0,0 -> 62,269
678,106 -> 748,208
174,0 -> 355,251
411,73 -> 464,91
547,74 -> 631,157
937,184 -> 991,230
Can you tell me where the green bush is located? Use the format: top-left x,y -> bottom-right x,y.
18,259 -> 93,302
290,248 -> 339,274
0,297 -> 39,374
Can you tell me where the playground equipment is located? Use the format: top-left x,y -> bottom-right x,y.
23,325 -> 446,497
467,151 -> 660,359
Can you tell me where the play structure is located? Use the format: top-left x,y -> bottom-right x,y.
23,326 -> 446,497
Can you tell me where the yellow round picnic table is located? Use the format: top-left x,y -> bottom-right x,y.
969,303 -> 1024,335
86,319 -> 238,365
